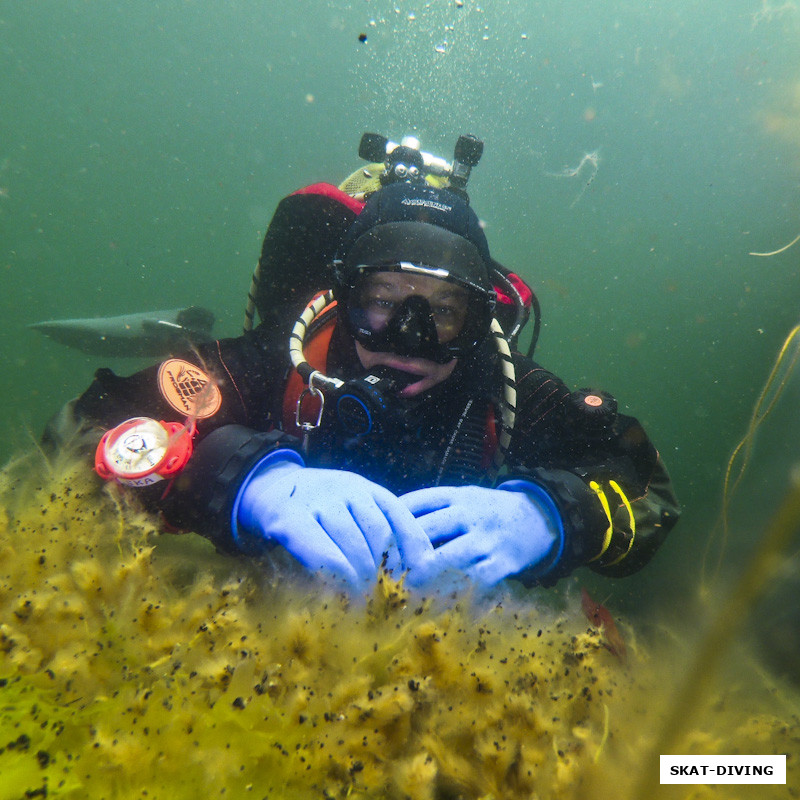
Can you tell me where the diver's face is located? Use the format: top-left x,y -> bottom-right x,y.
354,271 -> 465,398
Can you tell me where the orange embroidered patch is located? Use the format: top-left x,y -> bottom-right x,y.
157,359 -> 222,419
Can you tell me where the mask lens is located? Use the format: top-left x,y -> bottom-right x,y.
358,270 -> 467,332
346,266 -> 492,361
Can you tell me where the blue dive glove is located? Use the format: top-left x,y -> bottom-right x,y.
400,481 -> 564,587
233,450 -> 435,588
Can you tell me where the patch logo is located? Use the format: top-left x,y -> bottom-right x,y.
157,359 -> 222,419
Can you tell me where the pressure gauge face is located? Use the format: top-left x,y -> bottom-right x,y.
95,417 -> 195,487
100,418 -> 171,484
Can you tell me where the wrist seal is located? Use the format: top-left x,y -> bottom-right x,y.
499,467 -> 612,585
159,425 -> 301,549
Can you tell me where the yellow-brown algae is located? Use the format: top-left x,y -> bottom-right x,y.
0,454 -> 797,799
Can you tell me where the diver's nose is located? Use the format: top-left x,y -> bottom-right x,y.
385,295 -> 438,356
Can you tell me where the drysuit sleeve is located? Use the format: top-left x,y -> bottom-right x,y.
42,332 -> 302,545
504,360 -> 681,585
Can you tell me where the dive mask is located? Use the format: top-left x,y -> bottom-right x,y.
343,263 -> 494,363
334,190 -> 496,363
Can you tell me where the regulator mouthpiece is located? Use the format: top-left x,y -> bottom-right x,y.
336,366 -> 419,436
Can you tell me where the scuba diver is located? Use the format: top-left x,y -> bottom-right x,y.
46,132 -> 680,591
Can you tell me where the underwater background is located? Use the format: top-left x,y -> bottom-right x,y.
1,1 -> 800,797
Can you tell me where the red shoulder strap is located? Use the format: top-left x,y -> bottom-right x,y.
291,183 -> 365,215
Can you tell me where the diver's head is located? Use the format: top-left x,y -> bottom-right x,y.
333,182 -> 496,370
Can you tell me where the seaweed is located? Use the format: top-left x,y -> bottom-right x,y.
0,451 -> 798,799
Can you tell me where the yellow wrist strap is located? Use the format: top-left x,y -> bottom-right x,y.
587,480 -> 637,564
588,480 -> 613,561
607,480 -> 636,564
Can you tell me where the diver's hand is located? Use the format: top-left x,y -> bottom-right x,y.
235,453 -> 435,588
400,482 -> 563,587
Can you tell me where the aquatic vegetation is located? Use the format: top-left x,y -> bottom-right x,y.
749,231 -> 800,257
0,453 -> 798,799
702,323 -> 800,589
632,469 -> 800,799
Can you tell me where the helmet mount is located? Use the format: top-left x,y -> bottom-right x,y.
358,132 -> 484,194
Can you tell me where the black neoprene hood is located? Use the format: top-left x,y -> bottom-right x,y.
335,181 -> 493,292
342,220 -> 490,294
